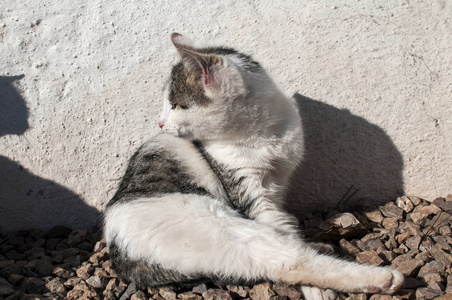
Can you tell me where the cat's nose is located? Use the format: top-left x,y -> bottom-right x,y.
158,121 -> 164,129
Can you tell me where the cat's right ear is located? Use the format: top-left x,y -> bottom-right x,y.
171,33 -> 194,48
171,33 -> 221,86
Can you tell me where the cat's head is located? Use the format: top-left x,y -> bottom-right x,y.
159,33 -> 275,141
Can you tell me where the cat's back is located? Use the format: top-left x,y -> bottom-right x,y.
107,134 -> 226,208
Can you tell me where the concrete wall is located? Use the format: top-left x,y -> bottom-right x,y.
1,0 -> 451,231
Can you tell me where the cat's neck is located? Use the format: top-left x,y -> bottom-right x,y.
196,104 -> 302,170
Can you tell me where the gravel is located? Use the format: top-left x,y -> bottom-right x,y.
0,194 -> 451,299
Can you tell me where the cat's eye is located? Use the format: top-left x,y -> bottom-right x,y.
171,103 -> 188,110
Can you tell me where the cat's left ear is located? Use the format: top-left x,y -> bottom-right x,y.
171,33 -> 222,86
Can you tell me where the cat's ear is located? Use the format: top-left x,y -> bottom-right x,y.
171,33 -> 222,86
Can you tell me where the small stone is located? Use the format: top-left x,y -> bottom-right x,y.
356,250 -> 384,266
177,291 -> 203,300
433,197 -> 452,212
45,277 -> 67,294
89,247 -> 109,264
43,291 -> 66,299
76,263 -> 95,280
409,212 -> 426,224
398,243 -> 409,253
46,226 -> 72,239
433,236 -> 452,251
349,293 -> 367,300
339,239 -> 361,257
104,290 -> 117,300
202,289 -> 233,300
429,244 -> 452,267
28,229 -> 45,241
362,239 -> 386,251
369,295 -> 392,300
249,282 -> 275,300
23,277 -> 45,294
415,251 -> 432,262
423,273 -> 443,285
418,261 -> 445,277
390,253 -> 414,268
159,286 -> 177,300
63,254 -> 81,267
66,281 -> 101,300
93,239 -> 107,253
363,210 -> 384,223
86,275 -> 108,290
104,278 -> 126,298
393,289 -> 416,300
396,259 -> 424,276
396,196 -> 415,213
67,229 -> 87,246
52,266 -> 75,279
94,267 -> 109,277
63,277 -> 82,288
50,251 -> 64,264
330,212 -> 361,228
404,235 -> 422,251
0,277 -> 15,297
447,194 -> 452,202
4,249 -> 24,261
420,204 -> 442,215
227,285 -> 250,298
432,294 -> 452,300
45,238 -> 60,251
382,218 -> 398,229
407,196 -> 422,205
61,247 -> 80,258
0,260 -> 21,278
378,250 -> 396,263
446,275 -> 452,293
379,202 -> 404,220
415,287 -> 444,299
272,283 -> 301,300
148,286 -> 160,296
24,257 -> 54,277
439,224 -> 452,236
7,274 -> 24,286
192,283 -> 208,294
102,260 -> 117,277
78,240 -> 94,252
24,247 -> 46,260
395,233 -> 410,245
361,231 -> 387,242
131,290 -> 148,300
419,236 -> 435,252
33,239 -> 46,248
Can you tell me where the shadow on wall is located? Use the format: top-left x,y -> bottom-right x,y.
0,75 -> 28,136
287,94 -> 404,217
0,75 -> 100,232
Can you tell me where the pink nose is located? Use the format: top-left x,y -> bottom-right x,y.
158,121 -> 164,129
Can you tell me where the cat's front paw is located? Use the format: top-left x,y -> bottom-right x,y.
365,269 -> 404,294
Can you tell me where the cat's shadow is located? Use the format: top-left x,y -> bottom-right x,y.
287,94 -> 404,217
0,75 -> 100,231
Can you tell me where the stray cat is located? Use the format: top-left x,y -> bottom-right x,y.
104,33 -> 403,298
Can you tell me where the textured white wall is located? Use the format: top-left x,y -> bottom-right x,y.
1,0 -> 451,230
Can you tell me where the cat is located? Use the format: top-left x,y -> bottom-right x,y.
104,33 -> 404,299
